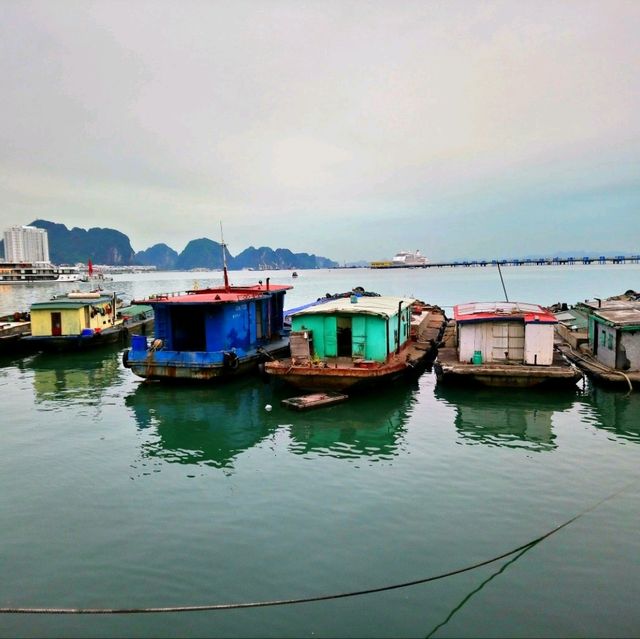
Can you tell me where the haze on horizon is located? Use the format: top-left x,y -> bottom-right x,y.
1,0 -> 638,263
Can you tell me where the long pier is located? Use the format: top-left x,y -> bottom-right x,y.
370,255 -> 640,269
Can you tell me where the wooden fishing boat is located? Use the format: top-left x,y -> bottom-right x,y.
0,311 -> 33,356
123,278 -> 292,382
22,291 -> 152,352
554,295 -> 640,390
265,296 -> 447,392
434,301 -> 582,388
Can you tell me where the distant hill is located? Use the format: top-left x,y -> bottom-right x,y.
31,220 -> 137,265
135,243 -> 179,270
175,238 -> 233,270
231,246 -> 336,270
0,220 -> 338,269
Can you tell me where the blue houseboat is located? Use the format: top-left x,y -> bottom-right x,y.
123,277 -> 292,381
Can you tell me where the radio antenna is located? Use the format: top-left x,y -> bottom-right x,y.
220,222 -> 230,292
497,262 -> 509,302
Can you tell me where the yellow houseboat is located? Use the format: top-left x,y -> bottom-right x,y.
24,291 -> 133,351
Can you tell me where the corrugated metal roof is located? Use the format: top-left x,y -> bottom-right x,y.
31,295 -> 113,310
593,308 -> 640,327
454,301 -> 556,324
119,304 -> 153,315
136,284 -> 292,305
582,299 -> 640,312
292,296 -> 415,319
554,309 -> 589,329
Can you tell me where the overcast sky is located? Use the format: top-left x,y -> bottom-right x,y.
1,0 -> 638,262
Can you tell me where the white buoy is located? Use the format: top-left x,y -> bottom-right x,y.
265,404 -> 272,412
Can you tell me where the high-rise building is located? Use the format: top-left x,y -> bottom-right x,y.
3,225 -> 50,263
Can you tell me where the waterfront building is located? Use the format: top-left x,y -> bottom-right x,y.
2,225 -> 50,263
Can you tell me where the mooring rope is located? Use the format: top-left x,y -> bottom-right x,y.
561,343 -> 634,392
1,480 -> 636,615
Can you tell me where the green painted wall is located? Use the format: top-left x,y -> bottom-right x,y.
292,310 -> 411,362
292,315 -> 328,357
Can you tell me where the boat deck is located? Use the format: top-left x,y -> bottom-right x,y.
265,307 -> 447,391
556,342 -> 640,390
435,347 -> 582,388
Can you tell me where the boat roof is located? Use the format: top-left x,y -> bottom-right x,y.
31,294 -> 114,310
136,283 -> 292,305
119,304 -> 153,315
292,296 -> 416,320
581,299 -> 640,312
554,308 -> 589,330
592,306 -> 640,328
454,301 -> 556,324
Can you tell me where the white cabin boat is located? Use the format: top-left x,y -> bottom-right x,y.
0,262 -> 82,284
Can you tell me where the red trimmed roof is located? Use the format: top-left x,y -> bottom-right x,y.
454,301 -> 557,324
137,283 -> 292,305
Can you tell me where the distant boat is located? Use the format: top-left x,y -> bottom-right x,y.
391,250 -> 429,267
0,261 -> 82,284
292,272 -> 298,278
82,259 -> 113,283
265,295 -> 446,392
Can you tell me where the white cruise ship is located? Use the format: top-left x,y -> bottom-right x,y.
391,250 -> 429,267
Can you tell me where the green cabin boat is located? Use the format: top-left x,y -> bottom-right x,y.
265,295 -> 446,392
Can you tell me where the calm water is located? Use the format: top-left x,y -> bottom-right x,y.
1,265 -> 639,638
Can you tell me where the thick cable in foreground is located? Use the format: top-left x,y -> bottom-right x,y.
1,481 -> 635,615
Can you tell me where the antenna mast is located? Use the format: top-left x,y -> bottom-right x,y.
220,221 -> 230,292
497,262 -> 509,302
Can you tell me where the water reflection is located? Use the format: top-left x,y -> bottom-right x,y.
23,346 -> 124,406
126,380 -> 278,469
285,383 -> 418,461
434,386 -> 581,451
585,386 -> 640,444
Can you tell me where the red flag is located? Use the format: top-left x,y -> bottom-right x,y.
88,259 -> 94,276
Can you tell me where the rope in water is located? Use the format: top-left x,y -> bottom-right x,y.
1,481 -> 636,615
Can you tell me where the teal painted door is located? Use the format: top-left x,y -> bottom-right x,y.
352,316 -> 366,358
323,317 -> 337,357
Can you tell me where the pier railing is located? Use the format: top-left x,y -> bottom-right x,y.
369,255 -> 640,269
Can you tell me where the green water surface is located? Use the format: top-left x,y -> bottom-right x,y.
1,266 -> 639,638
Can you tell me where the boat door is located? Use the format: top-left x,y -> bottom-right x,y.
51,312 -> 62,336
491,321 -> 524,361
351,316 -> 366,358
323,317 -> 338,357
337,316 -> 352,356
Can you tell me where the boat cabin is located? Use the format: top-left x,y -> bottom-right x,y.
454,302 -> 557,366
289,296 -> 415,363
30,292 -> 118,337
140,284 -> 290,355
580,300 -> 640,371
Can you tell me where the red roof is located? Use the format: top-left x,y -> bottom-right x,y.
137,283 -> 292,305
454,301 -> 557,324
